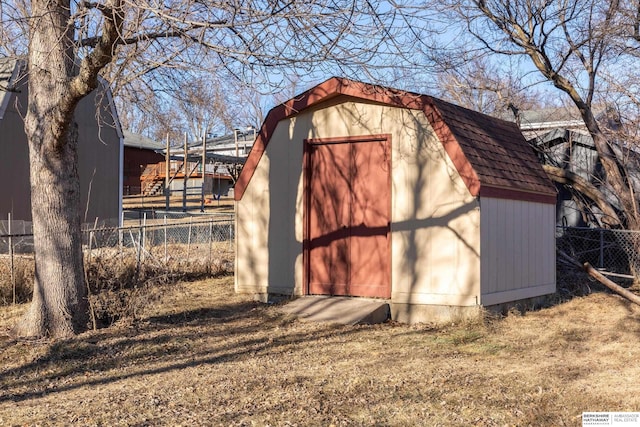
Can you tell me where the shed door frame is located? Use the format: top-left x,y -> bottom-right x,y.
303,134 -> 392,298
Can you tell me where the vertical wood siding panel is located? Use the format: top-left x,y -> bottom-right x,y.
508,200 -> 518,290
528,201 -> 540,287
537,205 -> 553,283
537,204 -> 544,284
525,202 -> 533,286
490,198 -> 500,293
480,199 -> 488,292
512,201 -> 521,289
514,200 -> 524,289
481,198 -> 555,299
482,199 -> 488,291
528,202 -> 537,287
504,200 -> 515,292
546,205 -> 556,284
536,202 -> 545,285
525,201 -> 533,287
481,198 -> 555,302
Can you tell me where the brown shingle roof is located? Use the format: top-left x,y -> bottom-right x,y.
428,97 -> 556,199
235,77 -> 556,204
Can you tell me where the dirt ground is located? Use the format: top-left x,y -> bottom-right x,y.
122,195 -> 235,213
1,277 -> 640,426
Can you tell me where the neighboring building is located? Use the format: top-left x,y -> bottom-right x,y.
0,58 -> 123,224
234,77 -> 557,324
512,106 -> 636,227
185,130 -> 255,198
516,107 -> 588,141
531,128 -> 601,227
123,130 -> 165,195
141,131 -> 253,198
196,129 -> 256,158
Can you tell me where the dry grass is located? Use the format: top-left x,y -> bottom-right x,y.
1,278 -> 640,426
0,243 -> 234,325
122,195 -> 235,213
0,256 -> 34,305
84,244 -> 233,327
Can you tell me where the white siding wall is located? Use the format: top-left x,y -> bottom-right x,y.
479,197 -> 556,305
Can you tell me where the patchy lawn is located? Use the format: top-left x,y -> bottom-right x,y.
1,277 -> 640,426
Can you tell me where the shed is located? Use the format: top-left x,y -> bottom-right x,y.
0,57 -> 123,225
234,77 -> 557,323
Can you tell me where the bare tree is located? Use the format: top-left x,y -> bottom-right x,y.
119,69 -> 239,143
115,80 -> 174,140
434,56 -> 543,116
116,67 -> 278,145
1,0 -> 422,338
436,0 -> 640,230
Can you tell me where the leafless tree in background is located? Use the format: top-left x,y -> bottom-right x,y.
0,0 -> 432,338
118,70 -> 240,143
434,57 -> 543,116
433,0 -> 640,230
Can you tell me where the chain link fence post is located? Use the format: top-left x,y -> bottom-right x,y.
599,228 -> 604,269
558,226 -> 639,279
164,215 -> 168,265
8,213 -> 15,305
186,217 -> 192,264
208,220 -> 213,273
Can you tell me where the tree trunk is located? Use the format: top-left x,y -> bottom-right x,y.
542,164 -> 622,228
583,262 -> 640,306
13,122 -> 89,338
12,1 -> 89,338
580,110 -> 639,230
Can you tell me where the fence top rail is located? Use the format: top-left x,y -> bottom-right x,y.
558,226 -> 640,235
116,221 -> 232,233
0,233 -> 33,238
0,217 -> 234,238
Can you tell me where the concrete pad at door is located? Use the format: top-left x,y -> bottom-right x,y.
280,296 -> 390,325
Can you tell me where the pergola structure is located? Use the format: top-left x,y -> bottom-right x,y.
138,129 -> 254,211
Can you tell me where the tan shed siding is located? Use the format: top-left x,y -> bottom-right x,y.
301,100 -> 481,306
263,117 -> 304,295
235,118 -> 306,296
235,151 -> 271,294
390,111 -> 481,308
480,197 -> 556,305
236,98 -> 482,303
291,100 -> 401,295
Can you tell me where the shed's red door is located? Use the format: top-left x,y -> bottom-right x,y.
306,136 -> 390,298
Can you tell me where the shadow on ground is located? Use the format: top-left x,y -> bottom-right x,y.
0,296 -> 365,404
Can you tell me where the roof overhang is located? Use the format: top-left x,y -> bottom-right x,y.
234,77 -> 556,205
529,128 -> 593,148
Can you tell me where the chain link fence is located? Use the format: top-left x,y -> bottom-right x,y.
9,221 -> 637,306
556,226 -> 640,277
0,216 -> 235,306
86,218 -> 234,257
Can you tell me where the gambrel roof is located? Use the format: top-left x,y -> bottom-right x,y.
235,77 -> 556,204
